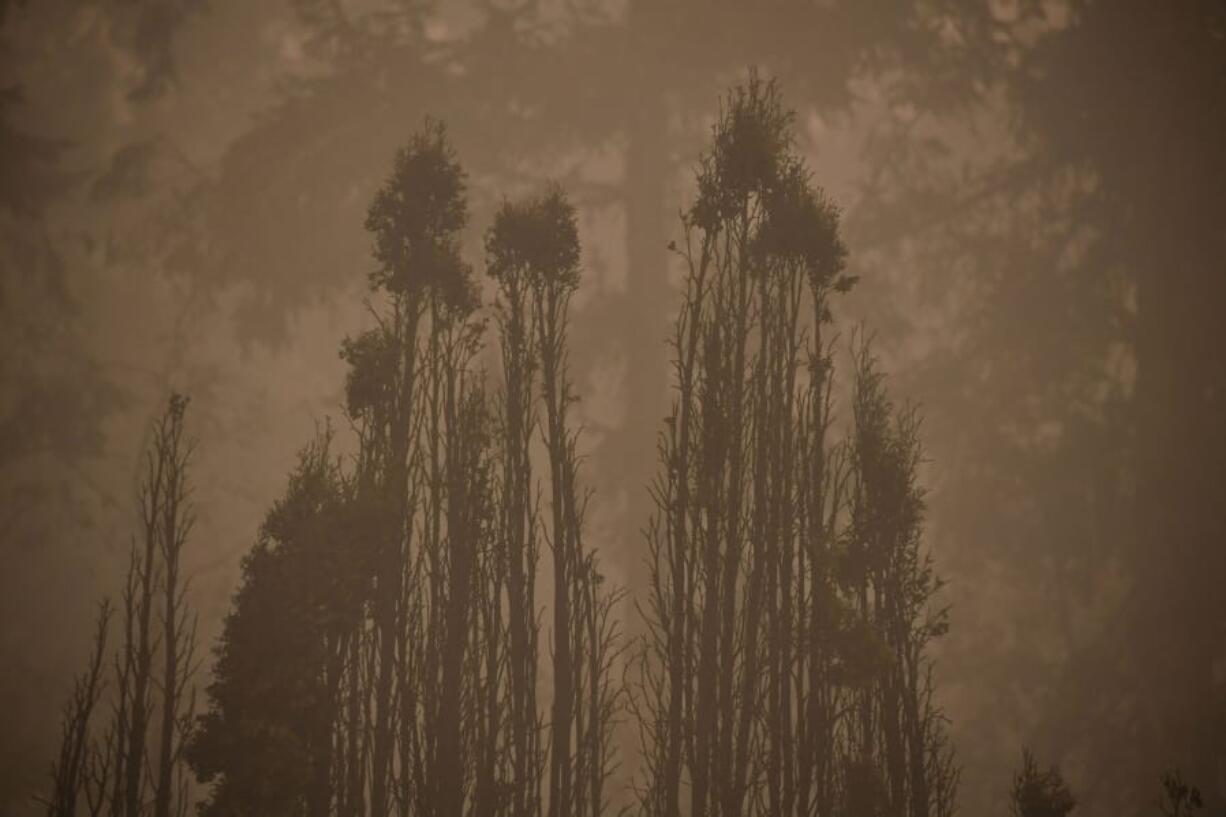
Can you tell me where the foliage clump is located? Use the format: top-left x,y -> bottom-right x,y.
486,185 -> 581,291
1010,749 -> 1077,817
365,119 -> 476,312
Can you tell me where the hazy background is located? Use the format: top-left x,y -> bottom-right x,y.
3,1 -> 1224,815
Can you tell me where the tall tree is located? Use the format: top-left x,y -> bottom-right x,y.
41,394 -> 199,817
633,73 -> 955,817
42,602 -> 111,817
190,123 -> 623,817
486,192 -> 547,817
364,118 -> 477,817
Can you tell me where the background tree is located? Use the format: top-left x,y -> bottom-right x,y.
842,3 -> 1226,809
1158,771 -> 1204,817
1009,750 -> 1076,817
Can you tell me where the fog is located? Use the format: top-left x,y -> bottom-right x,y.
2,2 -> 1223,816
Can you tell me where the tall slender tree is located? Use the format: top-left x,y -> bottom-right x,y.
487,188 -> 625,817
633,73 -> 954,817
42,602 -> 111,817
42,394 -> 199,817
190,124 -> 623,817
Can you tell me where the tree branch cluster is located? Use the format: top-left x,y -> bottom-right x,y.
43,395 -> 199,817
631,73 -> 955,817
185,122 -> 624,817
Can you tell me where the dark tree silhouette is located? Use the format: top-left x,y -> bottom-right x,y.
1009,750 -> 1076,817
486,192 -> 547,817
13,4 -> 1226,817
41,602 -> 111,817
1158,771 -> 1204,817
188,430 -> 358,817
632,74 -> 954,817
40,394 -> 199,817
190,123 -> 623,817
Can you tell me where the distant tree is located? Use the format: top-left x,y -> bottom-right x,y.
1015,5 -> 1226,804
847,4 -> 1226,810
1009,749 -> 1076,817
1158,771 -> 1203,817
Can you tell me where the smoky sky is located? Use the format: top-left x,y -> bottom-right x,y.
3,2 -> 1224,816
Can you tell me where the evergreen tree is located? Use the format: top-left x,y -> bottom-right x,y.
189,431 -> 359,817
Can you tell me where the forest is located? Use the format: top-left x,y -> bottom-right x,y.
2,2 -> 1224,817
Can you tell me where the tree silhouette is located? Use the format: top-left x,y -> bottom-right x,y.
40,394 -> 199,817
1158,771 -> 1204,817
1009,749 -> 1076,817
632,73 -> 954,817
21,5 -> 1226,815
189,122 -> 623,817
188,430 -> 358,817
41,602 -> 111,817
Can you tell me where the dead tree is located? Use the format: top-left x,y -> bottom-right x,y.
43,601 -> 111,817
44,394 -> 199,817
152,394 -> 198,817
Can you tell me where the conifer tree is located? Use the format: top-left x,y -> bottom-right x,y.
189,430 -> 355,817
